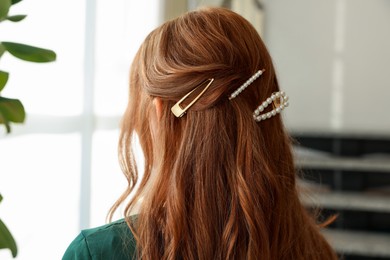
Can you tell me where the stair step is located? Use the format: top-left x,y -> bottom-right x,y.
295,156 -> 390,172
323,229 -> 390,257
301,191 -> 390,213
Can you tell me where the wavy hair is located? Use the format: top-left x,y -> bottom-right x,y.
109,7 -> 337,260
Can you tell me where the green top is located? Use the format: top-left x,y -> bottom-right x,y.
62,219 -> 137,260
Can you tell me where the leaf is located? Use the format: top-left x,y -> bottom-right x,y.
5,14 -> 26,22
0,194 -> 3,203
0,97 -> 25,123
0,219 -> 18,257
0,0 -> 11,20
11,0 -> 22,4
0,43 -> 5,57
0,113 -> 11,133
1,42 -> 56,63
0,71 -> 9,91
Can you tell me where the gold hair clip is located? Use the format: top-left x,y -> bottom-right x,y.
171,78 -> 214,117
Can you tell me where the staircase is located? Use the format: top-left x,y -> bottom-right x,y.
294,133 -> 390,260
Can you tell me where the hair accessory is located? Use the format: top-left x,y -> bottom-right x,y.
171,78 -> 214,117
229,69 -> 265,100
252,91 -> 289,122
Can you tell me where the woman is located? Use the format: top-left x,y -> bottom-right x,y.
64,7 -> 337,260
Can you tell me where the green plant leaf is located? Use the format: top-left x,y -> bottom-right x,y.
0,219 -> 18,257
1,42 -> 56,63
0,0 -> 11,20
0,113 -> 11,133
5,14 -> 26,22
0,43 -> 5,57
11,0 -> 22,4
0,97 -> 25,123
0,71 -> 9,91
0,194 -> 18,257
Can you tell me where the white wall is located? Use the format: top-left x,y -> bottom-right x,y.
264,0 -> 390,136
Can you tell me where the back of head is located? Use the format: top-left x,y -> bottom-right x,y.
112,7 -> 337,260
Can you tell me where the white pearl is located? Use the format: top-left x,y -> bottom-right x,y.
248,90 -> 289,123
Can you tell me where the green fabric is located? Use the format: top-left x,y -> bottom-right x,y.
62,219 -> 137,260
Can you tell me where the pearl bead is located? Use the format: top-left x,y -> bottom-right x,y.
227,69 -> 290,124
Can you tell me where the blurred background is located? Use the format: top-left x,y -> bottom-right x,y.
0,0 -> 389,259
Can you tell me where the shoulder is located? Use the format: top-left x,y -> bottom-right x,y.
62,218 -> 137,260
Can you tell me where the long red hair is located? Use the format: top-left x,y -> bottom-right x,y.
110,7 -> 337,260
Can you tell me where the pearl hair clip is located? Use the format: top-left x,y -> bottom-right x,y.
229,69 -> 265,100
252,91 -> 289,122
228,69 -> 289,122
